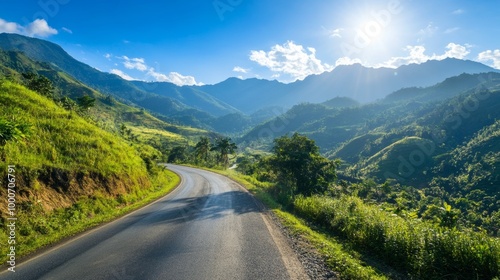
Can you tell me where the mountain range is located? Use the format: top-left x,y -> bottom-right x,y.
0,33 -> 498,131
1,32 -> 499,237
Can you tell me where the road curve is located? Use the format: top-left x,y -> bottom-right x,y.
1,165 -> 305,280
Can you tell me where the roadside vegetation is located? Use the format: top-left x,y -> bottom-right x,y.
201,133 -> 499,279
0,77 -> 180,262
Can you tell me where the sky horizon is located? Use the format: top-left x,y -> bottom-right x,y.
0,0 -> 499,86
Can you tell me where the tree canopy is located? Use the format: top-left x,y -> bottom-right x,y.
269,133 -> 337,196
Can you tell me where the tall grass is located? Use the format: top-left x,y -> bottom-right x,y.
294,195 -> 500,279
0,80 -> 181,261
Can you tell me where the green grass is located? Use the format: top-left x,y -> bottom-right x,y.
294,195 -> 500,279
0,80 -> 182,262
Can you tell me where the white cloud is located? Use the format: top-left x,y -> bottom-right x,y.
112,55 -> 203,86
335,57 -> 362,67
437,43 -> 470,60
249,41 -> 333,81
25,19 -> 58,37
378,43 -> 471,68
62,27 -> 73,34
0,18 -> 22,34
0,18 -> 57,38
478,50 -> 500,69
120,56 -> 148,71
110,69 -> 136,81
233,66 -> 249,73
147,68 -> 204,86
452,9 -> 465,15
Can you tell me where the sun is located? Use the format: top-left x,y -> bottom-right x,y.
339,2 -> 406,62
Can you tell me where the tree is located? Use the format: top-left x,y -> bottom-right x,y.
168,146 -> 188,163
194,136 -> 211,163
57,96 -> 78,111
211,137 -> 237,168
77,95 -> 96,110
269,133 -> 337,196
22,72 -> 53,97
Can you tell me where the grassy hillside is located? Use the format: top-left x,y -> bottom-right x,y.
0,49 -> 213,150
0,79 -> 179,260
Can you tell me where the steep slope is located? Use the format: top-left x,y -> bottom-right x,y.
0,80 -> 150,210
0,49 -> 211,146
0,33 -> 228,119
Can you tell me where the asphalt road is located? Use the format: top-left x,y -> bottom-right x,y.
1,165 -> 304,280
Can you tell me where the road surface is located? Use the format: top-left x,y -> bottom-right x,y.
1,165 -> 305,280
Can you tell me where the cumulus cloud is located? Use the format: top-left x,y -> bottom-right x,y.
25,19 -> 58,37
478,50 -> 500,69
233,66 -> 249,73
110,55 -> 203,86
0,18 -> 21,34
120,56 -> 148,71
378,43 -> 471,68
250,41 -> 333,81
147,69 -> 204,86
110,69 -> 136,81
0,18 -> 57,38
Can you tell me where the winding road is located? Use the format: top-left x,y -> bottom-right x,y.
1,165 -> 306,280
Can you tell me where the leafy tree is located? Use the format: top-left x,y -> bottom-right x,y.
269,133 -> 337,196
167,146 -> 188,163
211,137 -> 237,168
57,96 -> 78,111
194,136 -> 211,163
22,72 -> 54,97
77,95 -> 96,110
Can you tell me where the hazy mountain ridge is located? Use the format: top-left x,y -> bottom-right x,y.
196,59 -> 498,113
1,33 -> 498,135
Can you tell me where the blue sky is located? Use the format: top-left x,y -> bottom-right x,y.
0,0 -> 499,85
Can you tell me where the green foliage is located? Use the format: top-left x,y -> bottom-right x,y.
211,137 -> 237,168
194,136 -> 211,163
269,133 -> 338,197
77,95 -> 96,110
294,195 -> 500,279
0,117 -> 31,146
22,72 -> 54,97
167,146 -> 189,163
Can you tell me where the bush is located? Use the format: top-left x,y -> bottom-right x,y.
294,195 -> 500,279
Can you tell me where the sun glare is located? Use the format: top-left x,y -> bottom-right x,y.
338,1 -> 405,61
